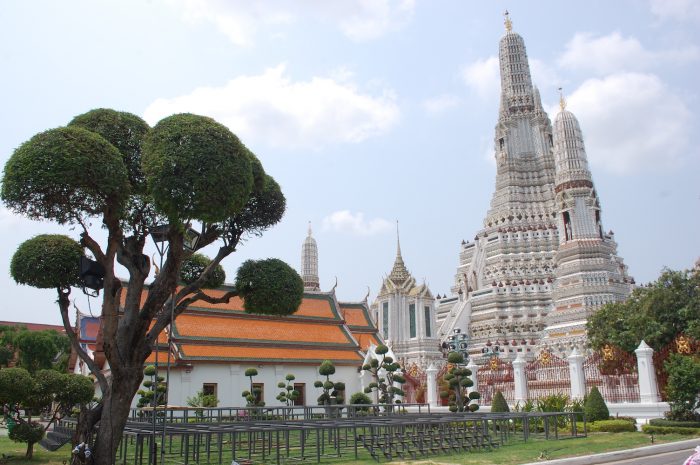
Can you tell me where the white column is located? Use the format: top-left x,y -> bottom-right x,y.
635,340 -> 660,403
426,363 -> 438,407
567,348 -> 586,399
512,353 -> 528,403
467,361 -> 479,393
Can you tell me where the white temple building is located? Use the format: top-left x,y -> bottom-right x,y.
436,13 -> 633,361
371,226 -> 443,370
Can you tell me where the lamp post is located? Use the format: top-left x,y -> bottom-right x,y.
149,224 -> 200,465
446,328 -> 470,363
481,339 -> 501,363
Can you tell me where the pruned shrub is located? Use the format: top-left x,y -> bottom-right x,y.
584,386 -> 609,422
491,391 -> 510,413
588,419 -> 636,432
642,425 -> 700,435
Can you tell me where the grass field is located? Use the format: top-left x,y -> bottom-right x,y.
0,431 -> 698,465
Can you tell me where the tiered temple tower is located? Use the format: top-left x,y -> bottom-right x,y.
545,96 -> 633,351
371,225 -> 443,369
436,13 -> 632,360
301,222 -> 320,291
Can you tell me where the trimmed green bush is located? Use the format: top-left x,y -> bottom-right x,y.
588,419 -> 636,432
642,425 -> 700,435
584,386 -> 609,422
491,390 -> 510,413
649,418 -> 700,428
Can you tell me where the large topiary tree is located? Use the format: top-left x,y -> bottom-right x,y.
491,390 -> 510,413
440,352 -> 480,413
361,344 -> 405,405
314,360 -> 345,407
1,109 -> 303,465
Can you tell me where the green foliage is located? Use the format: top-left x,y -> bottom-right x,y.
349,392 -> 372,407
536,393 -> 570,413
491,391 -> 510,413
276,373 -> 299,406
10,235 -> 84,289
243,367 -> 264,407
68,108 -> 150,192
664,353 -> 700,421
8,421 -> 44,457
587,268 -> 700,352
587,419 -> 636,432
225,174 -> 286,239
179,253 -> 226,288
235,258 -> 304,315
584,386 -> 609,422
137,365 -> 167,409
186,390 -> 219,419
0,368 -> 33,405
361,345 -> 406,405
441,354 -> 479,413
14,330 -> 69,373
649,418 -> 700,428
142,113 -> 253,222
315,360 -> 344,406
1,126 -> 129,224
641,424 -> 700,435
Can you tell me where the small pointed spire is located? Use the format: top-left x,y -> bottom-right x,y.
396,220 -> 402,258
504,10 -> 512,32
558,87 -> 567,111
307,221 -> 312,237
388,220 -> 410,284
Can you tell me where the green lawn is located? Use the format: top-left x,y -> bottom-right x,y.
0,431 -> 697,465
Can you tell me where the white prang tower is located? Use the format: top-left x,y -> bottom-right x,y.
436,12 -> 632,360
545,94 -> 633,351
301,222 -> 320,291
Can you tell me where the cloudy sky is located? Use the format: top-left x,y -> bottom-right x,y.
1,0 -> 698,325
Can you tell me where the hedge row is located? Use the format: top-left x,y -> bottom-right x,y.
648,418 -> 700,428
588,419 -> 637,433
641,425 -> 700,435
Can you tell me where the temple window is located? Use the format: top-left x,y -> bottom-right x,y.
409,304 -> 417,338
424,306 -> 431,337
563,211 -> 572,241
382,302 -> 389,339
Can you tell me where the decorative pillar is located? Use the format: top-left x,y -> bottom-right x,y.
512,353 -> 528,403
567,348 -> 586,399
467,361 -> 479,393
635,340 -> 660,403
426,363 -> 438,407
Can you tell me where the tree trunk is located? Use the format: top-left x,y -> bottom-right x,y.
25,441 -> 34,460
89,368 -> 143,465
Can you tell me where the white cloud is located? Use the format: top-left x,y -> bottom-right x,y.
461,56 -> 499,99
322,210 -> 393,236
422,94 -> 460,116
177,0 -> 414,45
650,0 -> 700,22
143,64 -> 400,149
559,32 -> 698,75
564,73 -> 693,174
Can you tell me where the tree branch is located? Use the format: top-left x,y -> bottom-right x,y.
57,288 -> 109,395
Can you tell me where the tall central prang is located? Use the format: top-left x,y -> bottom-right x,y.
436,13 -> 632,361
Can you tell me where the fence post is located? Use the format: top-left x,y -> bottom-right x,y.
567,348 -> 586,399
635,340 -> 660,403
467,360 -> 479,393
512,353 -> 528,403
426,363 -> 438,407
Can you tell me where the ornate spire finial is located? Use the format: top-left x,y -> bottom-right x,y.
307,221 -> 312,237
558,87 -> 567,111
504,10 -> 512,32
396,220 -> 402,258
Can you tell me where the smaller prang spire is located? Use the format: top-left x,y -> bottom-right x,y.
504,10 -> 512,32
558,87 -> 567,111
301,221 -> 320,291
389,221 -> 411,284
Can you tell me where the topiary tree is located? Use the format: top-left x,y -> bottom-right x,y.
349,392 -> 372,414
361,344 -> 405,405
664,353 -> 700,421
440,352 -> 480,412
584,386 -> 609,422
179,253 -> 226,288
136,365 -> 167,413
276,374 -> 300,406
242,368 -> 264,407
491,390 -> 510,413
0,368 -> 93,459
2,109 -> 303,465
314,360 -> 345,407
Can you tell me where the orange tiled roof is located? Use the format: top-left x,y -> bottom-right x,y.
340,305 -> 372,327
178,344 -> 362,363
354,333 -> 381,351
174,314 -> 353,345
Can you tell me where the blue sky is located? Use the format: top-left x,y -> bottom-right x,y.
1,0 -> 698,325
